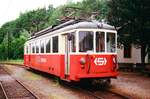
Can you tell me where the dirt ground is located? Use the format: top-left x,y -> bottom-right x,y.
2,65 -> 96,99
2,64 -> 150,99
110,72 -> 150,99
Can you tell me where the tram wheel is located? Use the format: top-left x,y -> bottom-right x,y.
92,78 -> 111,89
25,66 -> 32,71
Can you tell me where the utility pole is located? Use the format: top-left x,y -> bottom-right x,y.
7,31 -> 10,60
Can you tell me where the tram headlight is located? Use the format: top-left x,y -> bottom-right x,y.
79,57 -> 86,65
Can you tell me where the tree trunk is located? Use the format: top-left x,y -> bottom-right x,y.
141,44 -> 146,69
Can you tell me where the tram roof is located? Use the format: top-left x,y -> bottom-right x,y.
30,19 -> 116,39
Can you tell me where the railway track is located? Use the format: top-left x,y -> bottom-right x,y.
85,88 -> 130,99
1,63 -> 130,99
61,81 -> 130,99
0,65 -> 39,99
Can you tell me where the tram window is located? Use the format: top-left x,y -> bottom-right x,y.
107,33 -> 116,52
30,44 -> 32,53
69,33 -> 76,52
52,36 -> 58,53
79,31 -> 93,52
36,41 -> 40,53
96,32 -> 105,52
32,43 -> 35,53
29,43 -> 31,54
46,39 -> 51,53
40,40 -> 45,53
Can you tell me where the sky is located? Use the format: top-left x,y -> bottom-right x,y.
0,0 -> 82,27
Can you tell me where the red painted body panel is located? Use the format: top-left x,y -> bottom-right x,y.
24,54 -> 118,81
24,54 -> 65,78
69,54 -> 118,81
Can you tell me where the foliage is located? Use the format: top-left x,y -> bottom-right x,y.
11,30 -> 29,59
16,7 -> 52,33
107,0 -> 150,64
61,0 -> 108,20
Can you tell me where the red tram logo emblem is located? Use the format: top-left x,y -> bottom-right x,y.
94,58 -> 107,66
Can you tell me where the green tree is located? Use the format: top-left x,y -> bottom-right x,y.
80,0 -> 108,20
16,7 -> 53,34
0,44 -> 7,60
107,0 -> 150,65
11,30 -> 29,59
61,0 -> 108,21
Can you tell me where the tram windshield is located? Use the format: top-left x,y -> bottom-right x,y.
78,31 -> 116,53
79,31 -> 93,52
96,32 -> 105,52
107,33 -> 116,52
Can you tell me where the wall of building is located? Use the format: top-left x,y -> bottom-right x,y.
117,45 -> 148,63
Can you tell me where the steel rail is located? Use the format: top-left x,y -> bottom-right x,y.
61,80 -> 130,99
1,66 -> 40,99
0,82 -> 9,99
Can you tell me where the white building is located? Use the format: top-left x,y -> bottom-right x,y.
117,44 -> 148,63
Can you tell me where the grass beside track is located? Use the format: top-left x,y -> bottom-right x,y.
0,59 -> 23,65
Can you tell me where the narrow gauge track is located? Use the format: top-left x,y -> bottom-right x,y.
0,65 -> 39,99
2,63 -> 130,99
85,88 -> 130,99
60,81 -> 130,99
0,82 -> 7,99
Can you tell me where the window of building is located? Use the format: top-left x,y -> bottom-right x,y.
79,31 -> 93,52
52,36 -> 58,53
46,39 -> 51,53
40,40 -> 45,53
124,44 -> 131,58
96,32 -> 105,52
107,33 -> 116,52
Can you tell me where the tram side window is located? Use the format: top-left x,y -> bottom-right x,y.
29,43 -> 31,54
32,43 -> 35,53
96,32 -> 105,52
79,31 -> 93,52
52,36 -> 58,53
107,33 -> 116,52
36,41 -> 40,53
46,39 -> 51,53
40,40 -> 45,53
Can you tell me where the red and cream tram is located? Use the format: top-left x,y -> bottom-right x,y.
24,20 -> 118,83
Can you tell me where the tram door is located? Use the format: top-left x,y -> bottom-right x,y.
64,35 -> 71,75
28,43 -> 31,66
